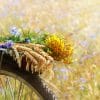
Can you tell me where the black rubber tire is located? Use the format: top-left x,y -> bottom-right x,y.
0,50 -> 56,100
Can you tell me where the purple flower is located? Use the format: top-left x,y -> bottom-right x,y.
1,40 -> 14,49
60,68 -> 69,73
88,33 -> 96,39
79,54 -> 92,63
0,44 -> 3,48
79,40 -> 88,48
10,26 -> 20,36
79,77 -> 87,83
5,40 -> 14,48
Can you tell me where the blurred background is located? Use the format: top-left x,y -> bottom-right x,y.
0,0 -> 100,99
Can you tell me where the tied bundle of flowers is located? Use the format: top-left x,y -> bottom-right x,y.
0,27 -> 73,74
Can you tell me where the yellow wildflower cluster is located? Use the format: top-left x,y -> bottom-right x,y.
45,34 -> 73,63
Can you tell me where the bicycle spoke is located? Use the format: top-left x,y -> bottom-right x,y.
0,77 -> 7,100
6,77 -> 14,100
17,82 -> 23,100
30,91 -> 33,99
20,83 -> 24,100
0,75 -> 40,100
14,78 -> 16,100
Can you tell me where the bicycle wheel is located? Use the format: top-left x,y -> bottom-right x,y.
0,50 -> 57,100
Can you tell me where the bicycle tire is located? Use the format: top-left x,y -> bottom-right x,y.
0,50 -> 57,100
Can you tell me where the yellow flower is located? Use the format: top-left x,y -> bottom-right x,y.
45,34 -> 73,62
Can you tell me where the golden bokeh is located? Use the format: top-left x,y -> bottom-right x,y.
0,0 -> 100,99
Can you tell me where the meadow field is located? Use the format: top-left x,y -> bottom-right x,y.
0,0 -> 100,99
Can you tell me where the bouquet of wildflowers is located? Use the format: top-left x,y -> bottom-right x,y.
0,26 -> 73,74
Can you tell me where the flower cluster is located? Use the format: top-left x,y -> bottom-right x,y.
9,26 -> 20,36
0,40 -> 13,49
0,27 -> 73,64
45,34 -> 73,63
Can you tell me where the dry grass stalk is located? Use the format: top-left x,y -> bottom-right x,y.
11,47 -> 21,67
9,44 -> 54,74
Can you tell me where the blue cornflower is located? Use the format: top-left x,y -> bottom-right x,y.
0,40 -> 13,48
0,44 -> 3,48
24,38 -> 31,43
10,26 -> 20,36
5,40 -> 14,48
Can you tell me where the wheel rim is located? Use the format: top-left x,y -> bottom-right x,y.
0,70 -> 42,100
